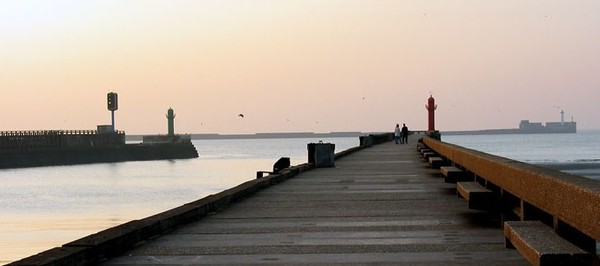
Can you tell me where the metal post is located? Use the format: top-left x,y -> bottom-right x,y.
111,110 -> 115,133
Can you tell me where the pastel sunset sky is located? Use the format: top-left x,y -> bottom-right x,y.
1,1 -> 599,134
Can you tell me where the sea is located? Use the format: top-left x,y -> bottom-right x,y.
1,132 -> 599,264
442,130 -> 600,180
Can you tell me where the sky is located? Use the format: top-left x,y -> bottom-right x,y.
1,1 -> 599,134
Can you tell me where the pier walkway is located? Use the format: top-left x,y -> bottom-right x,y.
102,138 -> 526,265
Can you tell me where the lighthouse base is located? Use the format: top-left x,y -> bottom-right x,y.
426,130 -> 441,140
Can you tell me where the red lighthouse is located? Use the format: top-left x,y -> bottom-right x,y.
425,95 -> 437,131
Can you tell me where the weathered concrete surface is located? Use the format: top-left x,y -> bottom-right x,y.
504,221 -> 591,265
440,166 -> 468,184
103,139 -> 526,265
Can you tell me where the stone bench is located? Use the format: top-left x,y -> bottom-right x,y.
456,182 -> 494,210
420,148 -> 432,156
422,152 -> 436,162
440,166 -> 469,183
257,157 -> 290,178
428,157 -> 446,169
504,221 -> 591,266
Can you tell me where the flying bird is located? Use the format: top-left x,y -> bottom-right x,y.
238,114 -> 244,118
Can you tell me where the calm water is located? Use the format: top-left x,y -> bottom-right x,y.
442,130 -> 600,180
0,137 -> 358,264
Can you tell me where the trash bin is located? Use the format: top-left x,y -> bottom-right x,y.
307,142 -> 335,167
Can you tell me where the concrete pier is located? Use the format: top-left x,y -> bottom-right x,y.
100,138 -> 526,265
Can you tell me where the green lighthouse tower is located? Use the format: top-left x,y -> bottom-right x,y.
167,108 -> 175,136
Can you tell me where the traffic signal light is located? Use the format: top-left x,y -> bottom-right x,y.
107,92 -> 118,111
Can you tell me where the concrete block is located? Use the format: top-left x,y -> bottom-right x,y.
457,182 -> 494,210
504,221 -> 591,266
428,157 -> 446,169
440,166 -> 468,183
422,152 -> 436,161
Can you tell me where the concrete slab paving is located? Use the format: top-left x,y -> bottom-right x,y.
102,139 -> 527,265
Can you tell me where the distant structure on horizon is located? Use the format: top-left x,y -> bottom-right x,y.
444,110 -> 577,135
520,109 -> 576,133
142,107 -> 192,144
519,119 -> 577,134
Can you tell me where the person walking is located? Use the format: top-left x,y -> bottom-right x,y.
394,124 -> 401,144
401,123 -> 409,144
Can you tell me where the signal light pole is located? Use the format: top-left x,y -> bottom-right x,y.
107,92 -> 118,133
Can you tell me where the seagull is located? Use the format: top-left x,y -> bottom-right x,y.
238,114 -> 244,118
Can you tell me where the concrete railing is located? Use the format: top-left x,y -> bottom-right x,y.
422,136 -> 600,251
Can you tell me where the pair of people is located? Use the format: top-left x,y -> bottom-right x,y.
394,123 -> 409,144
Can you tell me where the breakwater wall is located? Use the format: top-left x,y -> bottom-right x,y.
0,142 -> 198,169
422,136 -> 600,252
9,133 -> 390,265
0,130 -> 125,149
359,132 -> 396,146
